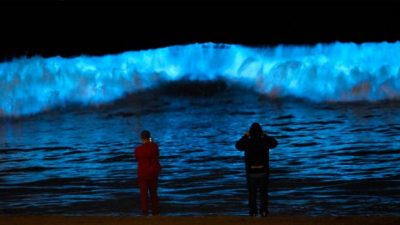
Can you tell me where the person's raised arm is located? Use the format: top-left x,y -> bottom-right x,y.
235,131 -> 250,151
266,135 -> 278,149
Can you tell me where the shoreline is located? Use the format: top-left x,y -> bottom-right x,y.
1,216 -> 399,225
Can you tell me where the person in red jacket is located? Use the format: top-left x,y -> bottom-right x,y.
134,130 -> 161,216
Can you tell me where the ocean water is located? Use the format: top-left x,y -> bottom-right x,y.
1,43 -> 400,216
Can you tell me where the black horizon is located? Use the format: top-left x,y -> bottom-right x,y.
1,1 -> 399,60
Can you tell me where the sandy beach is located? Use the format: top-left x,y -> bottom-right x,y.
1,216 -> 399,225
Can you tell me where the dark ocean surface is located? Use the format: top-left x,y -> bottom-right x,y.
1,85 -> 400,216
1,43 -> 400,216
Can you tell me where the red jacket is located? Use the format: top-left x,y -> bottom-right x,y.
135,142 -> 161,179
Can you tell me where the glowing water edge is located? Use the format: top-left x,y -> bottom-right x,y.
2,42 -> 400,117
1,42 -> 400,216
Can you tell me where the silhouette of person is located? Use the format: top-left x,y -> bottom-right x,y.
134,130 -> 161,216
235,122 -> 278,217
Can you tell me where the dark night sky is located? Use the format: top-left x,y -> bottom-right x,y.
0,0 -> 399,60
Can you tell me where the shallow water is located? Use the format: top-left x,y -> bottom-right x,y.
1,86 -> 400,216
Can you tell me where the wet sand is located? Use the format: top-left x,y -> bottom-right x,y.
1,216 -> 399,225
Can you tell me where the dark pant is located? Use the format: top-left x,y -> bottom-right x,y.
246,173 -> 269,215
138,177 -> 159,216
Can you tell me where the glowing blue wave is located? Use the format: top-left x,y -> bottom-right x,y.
1,42 -> 400,117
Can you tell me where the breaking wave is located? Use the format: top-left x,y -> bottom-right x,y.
1,42 -> 400,117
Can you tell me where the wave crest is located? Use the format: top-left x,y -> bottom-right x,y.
1,42 -> 400,117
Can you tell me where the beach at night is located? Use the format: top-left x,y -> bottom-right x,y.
1,1 -> 400,223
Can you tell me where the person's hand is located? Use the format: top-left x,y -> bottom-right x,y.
245,131 -> 250,137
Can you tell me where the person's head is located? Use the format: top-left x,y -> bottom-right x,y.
249,122 -> 263,138
140,130 -> 151,142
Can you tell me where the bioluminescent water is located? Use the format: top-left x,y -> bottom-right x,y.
1,42 -> 400,216
2,42 -> 400,117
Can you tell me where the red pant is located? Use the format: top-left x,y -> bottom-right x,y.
138,177 -> 159,215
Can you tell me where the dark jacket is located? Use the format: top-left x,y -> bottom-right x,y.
235,134 -> 278,174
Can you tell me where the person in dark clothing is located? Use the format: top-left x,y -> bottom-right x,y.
235,122 -> 278,217
134,130 -> 161,216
